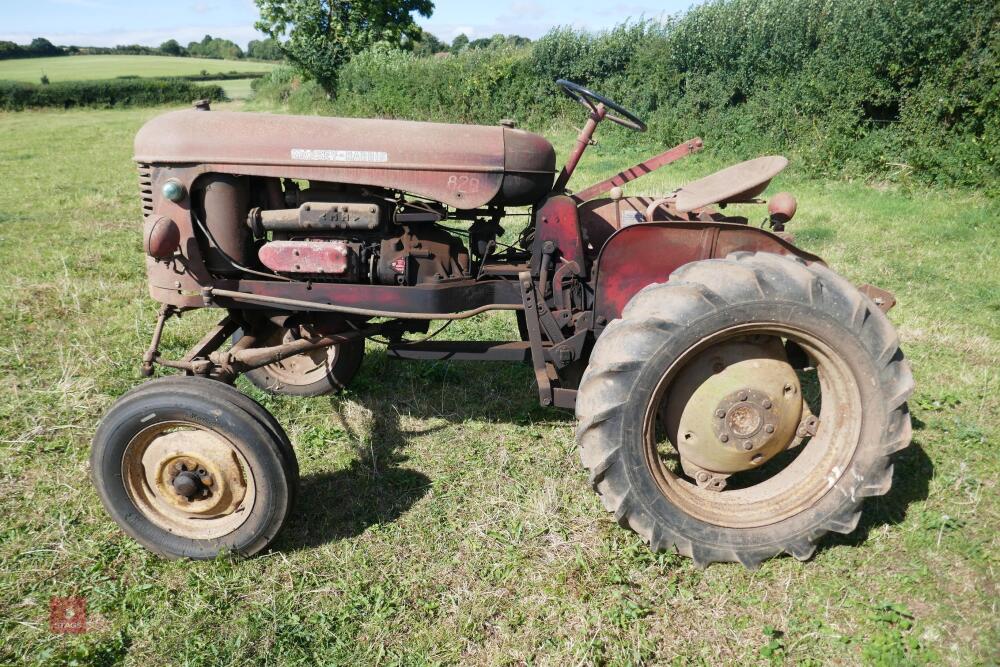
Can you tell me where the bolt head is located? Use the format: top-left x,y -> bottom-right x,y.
715,409 -> 726,419
738,391 -> 749,402
742,441 -> 754,450
764,424 -> 775,434
762,399 -> 772,409
696,471 -> 710,482
719,434 -> 729,443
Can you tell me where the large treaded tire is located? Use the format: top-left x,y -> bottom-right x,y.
575,252 -> 914,567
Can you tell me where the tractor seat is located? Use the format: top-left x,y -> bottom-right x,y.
673,156 -> 788,213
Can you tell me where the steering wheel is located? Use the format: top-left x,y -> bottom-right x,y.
556,79 -> 647,133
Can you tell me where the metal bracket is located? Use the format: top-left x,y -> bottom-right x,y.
141,305 -> 175,377
858,283 -> 896,313
519,271 -> 553,407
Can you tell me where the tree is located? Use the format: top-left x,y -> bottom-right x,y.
409,28 -> 447,57
28,37 -> 60,56
0,41 -> 23,60
450,33 -> 468,54
187,34 -> 244,59
254,0 -> 435,92
159,39 -> 184,56
247,37 -> 284,61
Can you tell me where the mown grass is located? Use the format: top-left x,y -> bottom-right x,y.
0,55 -> 275,82
0,104 -> 996,665
216,78 -> 258,100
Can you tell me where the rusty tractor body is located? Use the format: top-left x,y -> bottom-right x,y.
92,81 -> 913,566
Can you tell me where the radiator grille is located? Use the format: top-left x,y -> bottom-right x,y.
137,164 -> 153,219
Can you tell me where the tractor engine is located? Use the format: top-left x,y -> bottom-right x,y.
194,175 -> 471,286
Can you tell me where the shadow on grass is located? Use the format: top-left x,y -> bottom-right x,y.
276,355 -> 574,551
818,437 -> 934,553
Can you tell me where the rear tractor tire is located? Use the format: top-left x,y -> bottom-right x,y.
236,327 -> 364,397
575,252 -> 914,567
91,377 -> 297,559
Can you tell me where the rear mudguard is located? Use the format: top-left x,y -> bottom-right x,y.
591,222 -> 823,324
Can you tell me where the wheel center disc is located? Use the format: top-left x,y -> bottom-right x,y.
664,337 -> 803,474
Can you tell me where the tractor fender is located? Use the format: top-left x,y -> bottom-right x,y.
591,222 -> 823,323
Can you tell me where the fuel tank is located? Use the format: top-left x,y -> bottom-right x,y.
134,110 -> 555,208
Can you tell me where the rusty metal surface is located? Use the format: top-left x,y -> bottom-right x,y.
572,138 -> 704,203
211,276 -> 522,320
533,196 -> 585,274
665,338 -> 802,474
134,110 -> 554,209
258,240 -> 352,275
259,202 -> 382,232
591,223 -> 823,322
858,283 -> 897,313
767,192 -> 797,222
553,105 -> 606,192
122,423 -> 255,539
673,156 -> 788,213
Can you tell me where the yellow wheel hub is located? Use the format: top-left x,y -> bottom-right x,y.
664,336 -> 802,475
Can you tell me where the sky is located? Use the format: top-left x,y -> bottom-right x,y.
0,0 -> 697,49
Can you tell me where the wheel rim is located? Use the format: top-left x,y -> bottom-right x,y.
643,323 -> 863,529
258,328 -> 338,387
121,421 -> 256,539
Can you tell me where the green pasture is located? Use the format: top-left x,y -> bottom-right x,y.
0,103 -> 996,665
0,55 -> 275,82
216,78 -> 257,100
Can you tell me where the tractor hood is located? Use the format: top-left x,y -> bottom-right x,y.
134,110 -> 556,208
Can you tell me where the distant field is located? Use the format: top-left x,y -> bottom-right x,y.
218,78 -> 257,100
0,55 -> 275,82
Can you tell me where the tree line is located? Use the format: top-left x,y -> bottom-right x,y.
0,36 -> 284,61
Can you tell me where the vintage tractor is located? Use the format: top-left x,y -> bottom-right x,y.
91,81 -> 913,566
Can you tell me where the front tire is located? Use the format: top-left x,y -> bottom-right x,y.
575,252 -> 914,567
91,382 -> 296,559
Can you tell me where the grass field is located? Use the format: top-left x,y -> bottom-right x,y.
0,55 -> 275,83
216,78 -> 257,100
0,103 -> 997,665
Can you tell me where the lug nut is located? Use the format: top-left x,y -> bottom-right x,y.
738,391 -> 749,401
762,399 -> 772,409
742,441 -> 754,451
715,409 -> 726,418
697,471 -> 710,483
764,424 -> 775,434
719,434 -> 729,443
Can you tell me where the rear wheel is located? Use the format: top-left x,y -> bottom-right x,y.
91,382 -> 296,559
237,327 -> 364,397
575,252 -> 913,567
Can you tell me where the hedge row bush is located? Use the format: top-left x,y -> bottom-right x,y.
254,0 -> 998,190
0,78 -> 227,110
116,72 -> 268,82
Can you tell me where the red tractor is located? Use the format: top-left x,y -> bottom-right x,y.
91,81 -> 913,567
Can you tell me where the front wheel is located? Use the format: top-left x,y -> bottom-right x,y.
91,380 -> 296,559
575,252 -> 914,567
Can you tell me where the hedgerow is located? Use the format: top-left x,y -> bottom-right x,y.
254,0 -> 998,190
0,78 -> 227,110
